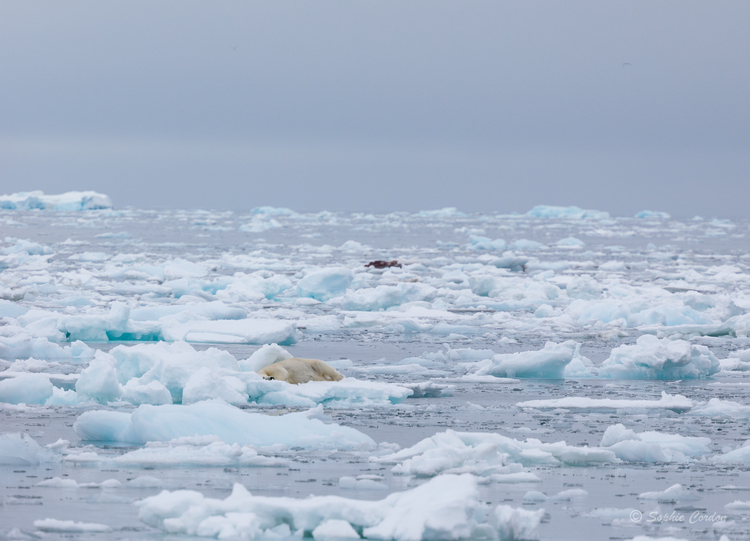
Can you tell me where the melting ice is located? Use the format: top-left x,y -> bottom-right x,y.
1,193 -> 750,540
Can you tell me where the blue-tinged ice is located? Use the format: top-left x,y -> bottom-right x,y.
599,335 -> 720,379
0,190 -> 112,210
0,373 -> 53,404
635,210 -> 671,219
525,205 -> 609,220
599,424 -> 711,462
134,474 -> 536,541
0,433 -> 59,464
472,341 -> 580,379
297,267 -> 354,301
74,401 -> 376,450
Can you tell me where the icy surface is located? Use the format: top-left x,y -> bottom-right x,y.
74,402 -> 376,449
2,206 -> 750,539
0,190 -> 113,211
135,474 -> 538,541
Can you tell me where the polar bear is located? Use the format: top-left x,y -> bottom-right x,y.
258,358 -> 344,385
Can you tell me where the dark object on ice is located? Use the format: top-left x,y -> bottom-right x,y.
365,260 -> 402,269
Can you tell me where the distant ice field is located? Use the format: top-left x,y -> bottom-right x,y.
2,198 -> 750,540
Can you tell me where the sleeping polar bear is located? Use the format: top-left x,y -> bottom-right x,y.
258,358 -> 344,385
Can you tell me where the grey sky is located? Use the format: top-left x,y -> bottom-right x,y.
1,1 -> 748,217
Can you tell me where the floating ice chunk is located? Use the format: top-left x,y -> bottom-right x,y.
637,483 -> 691,503
161,318 -> 298,345
114,440 -> 287,468
566,298 -> 712,328
523,491 -> 548,503
600,424 -> 710,463
635,210 -> 671,219
0,433 -> 60,464
74,401 -> 375,450
713,440 -> 750,464
525,205 -> 609,220
251,205 -> 297,216
136,474 -> 494,541
518,392 -> 693,413
36,477 -> 120,489
599,335 -> 720,379
128,301 -> 245,322
373,429 -> 615,471
297,267 -> 354,301
691,398 -> 750,419
334,282 -> 436,311
725,500 -> 750,510
36,477 -> 80,488
473,341 -> 578,379
75,352 -> 122,404
0,190 -> 112,210
0,373 -> 53,404
129,476 -> 164,488
33,519 -> 111,532
582,507 -> 640,520
338,476 -> 388,490
719,349 -> 750,371
418,207 -> 467,217
55,302 -> 131,342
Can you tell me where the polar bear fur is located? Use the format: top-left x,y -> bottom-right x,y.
257,358 -> 344,385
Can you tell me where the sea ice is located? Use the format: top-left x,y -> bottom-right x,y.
599,335 -> 719,379
113,439 -> 288,468
297,267 -> 354,301
471,341 -> 580,379
0,373 -> 53,404
372,429 -> 616,471
73,401 -> 376,450
33,519 -> 112,532
0,190 -> 113,210
637,483 -> 692,503
599,424 -> 711,462
518,392 -> 693,413
0,433 -> 59,465
135,474 -> 538,541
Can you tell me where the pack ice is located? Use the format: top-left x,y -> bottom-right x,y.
3,200 -> 750,540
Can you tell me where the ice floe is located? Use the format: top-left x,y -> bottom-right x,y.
0,433 -> 59,465
517,392 -> 693,413
134,474 -> 542,541
73,401 -> 376,450
372,429 -> 616,472
470,340 -> 580,379
0,190 -> 113,211
599,424 -> 711,462
599,335 -> 719,379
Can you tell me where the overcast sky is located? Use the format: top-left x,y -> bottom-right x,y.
1,1 -> 748,217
